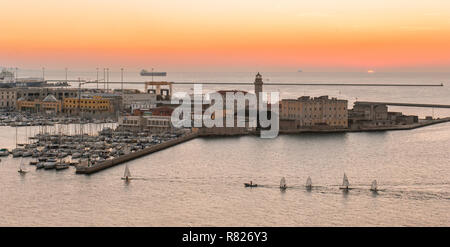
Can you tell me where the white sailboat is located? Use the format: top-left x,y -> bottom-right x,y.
121,164 -> 131,181
18,157 -> 27,174
280,177 -> 287,189
370,180 -> 378,192
306,176 -> 312,190
340,173 -> 350,190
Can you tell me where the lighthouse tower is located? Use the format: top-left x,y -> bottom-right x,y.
254,72 -> 263,128
254,72 -> 263,100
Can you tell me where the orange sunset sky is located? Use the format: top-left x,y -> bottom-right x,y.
1,0 -> 450,71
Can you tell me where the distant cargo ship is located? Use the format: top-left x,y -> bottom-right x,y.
140,69 -> 167,76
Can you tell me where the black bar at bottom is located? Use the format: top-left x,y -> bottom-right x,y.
1,227 -> 448,246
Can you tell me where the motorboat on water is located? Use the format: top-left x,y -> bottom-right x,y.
29,160 -> 38,165
55,162 -> 69,170
12,149 -> 23,157
244,181 -> 258,187
0,148 -> 9,156
44,160 -> 57,169
22,150 -> 32,157
38,157 -> 48,162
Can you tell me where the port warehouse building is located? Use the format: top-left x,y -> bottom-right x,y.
279,95 -> 349,130
6,87 -> 156,115
7,87 -> 116,115
0,88 -> 16,110
118,106 -> 175,133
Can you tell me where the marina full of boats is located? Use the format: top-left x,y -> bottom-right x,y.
1,126 -> 186,171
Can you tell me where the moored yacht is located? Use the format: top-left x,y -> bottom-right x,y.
0,148 -> 9,156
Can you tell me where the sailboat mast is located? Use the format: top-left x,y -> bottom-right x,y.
15,125 -> 18,148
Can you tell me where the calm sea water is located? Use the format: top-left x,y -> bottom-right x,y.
1,71 -> 449,226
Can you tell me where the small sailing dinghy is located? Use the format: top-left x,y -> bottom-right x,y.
244,181 -> 258,187
339,173 -> 350,190
121,164 -> 131,181
370,180 -> 378,192
280,177 -> 287,190
306,176 -> 312,190
18,157 -> 28,174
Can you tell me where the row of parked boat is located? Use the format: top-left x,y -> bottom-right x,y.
0,113 -> 116,127
245,173 -> 379,192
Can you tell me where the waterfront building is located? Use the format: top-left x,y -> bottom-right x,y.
143,115 -> 173,133
118,115 -> 145,130
122,92 -> 157,111
280,95 -> 348,129
63,96 -> 112,115
144,106 -> 174,116
349,102 -> 418,128
16,88 -> 78,101
16,94 -> 62,114
131,102 -> 157,112
349,102 -> 391,127
82,92 -> 123,113
118,114 -> 174,133
0,88 -> 17,110
140,106 -> 175,133
144,81 -> 173,101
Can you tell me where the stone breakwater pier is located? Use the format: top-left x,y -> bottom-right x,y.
279,117 -> 450,134
75,118 -> 450,175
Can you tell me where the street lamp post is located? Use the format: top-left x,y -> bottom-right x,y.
96,68 -> 99,89
106,68 -> 109,92
121,68 -> 124,93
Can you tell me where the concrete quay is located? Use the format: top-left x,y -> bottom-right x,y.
279,118 -> 450,134
75,118 -> 450,175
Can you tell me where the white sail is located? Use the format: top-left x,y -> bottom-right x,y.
18,157 -> 26,172
280,177 -> 286,188
123,165 -> 131,178
342,173 -> 349,187
371,180 -> 377,191
19,157 -> 25,170
306,176 -> 312,188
